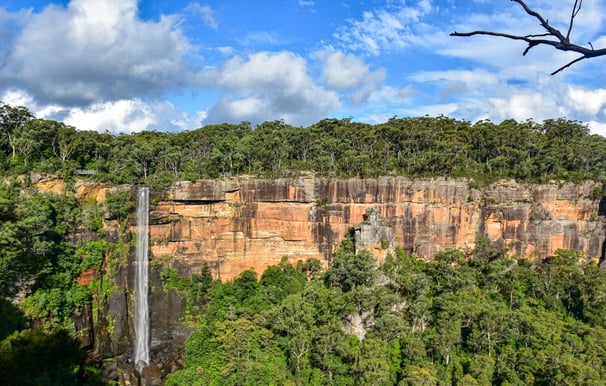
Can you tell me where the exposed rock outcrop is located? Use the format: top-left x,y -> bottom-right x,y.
92,256 -> 191,384
32,175 -> 605,280
149,177 -> 605,280
353,208 -> 395,260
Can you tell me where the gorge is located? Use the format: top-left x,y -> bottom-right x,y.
30,175 -> 606,383
5,105 -> 606,384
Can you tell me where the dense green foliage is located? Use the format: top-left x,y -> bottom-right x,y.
2,103 -> 606,189
0,328 -> 82,386
167,240 -> 606,386
0,176 -> 133,384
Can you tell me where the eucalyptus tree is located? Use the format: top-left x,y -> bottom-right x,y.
0,103 -> 33,159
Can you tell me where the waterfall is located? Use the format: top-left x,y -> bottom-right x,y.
134,187 -> 150,372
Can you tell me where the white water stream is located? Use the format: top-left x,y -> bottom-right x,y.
134,187 -> 150,372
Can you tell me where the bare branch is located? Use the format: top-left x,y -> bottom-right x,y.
551,56 -> 586,75
450,0 -> 605,74
566,0 -> 582,41
512,0 -> 567,43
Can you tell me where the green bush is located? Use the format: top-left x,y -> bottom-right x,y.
0,329 -> 82,386
104,190 -> 135,221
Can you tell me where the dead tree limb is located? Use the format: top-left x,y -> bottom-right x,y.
450,0 -> 606,75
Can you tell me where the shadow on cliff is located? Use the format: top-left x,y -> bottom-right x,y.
599,197 -> 606,266
0,298 -> 26,341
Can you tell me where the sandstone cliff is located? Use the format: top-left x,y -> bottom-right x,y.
146,177 -> 605,280
30,175 -> 606,382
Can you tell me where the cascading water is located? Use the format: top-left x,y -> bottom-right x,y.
134,187 -> 150,372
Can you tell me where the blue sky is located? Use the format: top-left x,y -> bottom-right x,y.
1,0 -> 606,135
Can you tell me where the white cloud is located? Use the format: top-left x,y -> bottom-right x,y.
410,69 -> 499,87
298,0 -> 314,7
388,0 -> 606,136
1,88 -> 36,108
567,87 -> 606,116
460,78 -> 606,134
0,1 -> 345,130
392,67 -> 606,137
334,10 -> 406,55
443,0 -> 606,77
341,85 -> 417,124
1,89 -> 205,133
333,1 -> 434,55
488,93 -> 555,122
0,0 -> 192,107
321,50 -> 373,89
203,51 -> 340,126
2,0 -> 605,135
587,121 -> 606,137
318,50 -> 385,104
185,2 -> 218,30
62,99 -> 205,133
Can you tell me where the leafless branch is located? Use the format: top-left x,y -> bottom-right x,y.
450,0 -> 606,75
551,55 -> 587,75
566,0 -> 582,41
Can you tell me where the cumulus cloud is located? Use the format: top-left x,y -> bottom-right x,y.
1,88 -> 37,109
1,88 -> 205,133
0,0 -> 192,107
416,75 -> 605,129
487,93 -> 560,122
61,99 -> 206,133
2,0 -> 604,135
318,50 -> 385,104
567,87 -> 606,116
203,51 -> 340,126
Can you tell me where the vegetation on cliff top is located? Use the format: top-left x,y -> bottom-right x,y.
2,103 -> 606,190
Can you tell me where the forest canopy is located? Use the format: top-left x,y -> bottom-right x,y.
165,240 -> 606,386
2,103 -> 606,190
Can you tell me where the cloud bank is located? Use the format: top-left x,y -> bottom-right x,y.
0,0 -> 605,136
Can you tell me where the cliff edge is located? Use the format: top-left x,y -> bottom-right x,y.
144,177 -> 605,279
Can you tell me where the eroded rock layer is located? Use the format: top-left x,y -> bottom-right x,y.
148,177 -> 605,279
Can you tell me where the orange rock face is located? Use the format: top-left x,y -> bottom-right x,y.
149,177 -> 605,280
78,268 -> 98,286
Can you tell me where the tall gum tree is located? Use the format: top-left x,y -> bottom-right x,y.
0,104 -> 33,159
